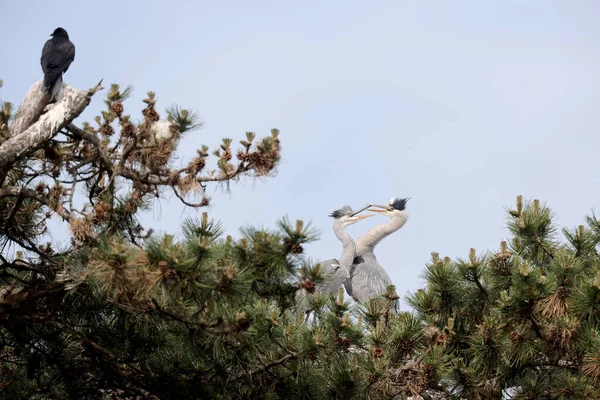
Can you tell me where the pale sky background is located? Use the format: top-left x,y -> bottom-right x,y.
1,1 -> 599,308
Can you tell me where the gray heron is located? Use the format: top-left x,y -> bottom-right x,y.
295,205 -> 373,318
344,197 -> 410,310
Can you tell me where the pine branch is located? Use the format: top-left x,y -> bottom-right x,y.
66,123 -> 258,208
473,275 -> 488,299
0,186 -> 71,221
1,313 -> 158,398
66,123 -> 114,174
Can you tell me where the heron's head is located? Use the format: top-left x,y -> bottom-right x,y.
51,28 -> 69,39
329,205 -> 373,227
368,197 -> 410,218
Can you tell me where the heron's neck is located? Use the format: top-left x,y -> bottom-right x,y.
333,223 -> 356,270
356,213 -> 408,255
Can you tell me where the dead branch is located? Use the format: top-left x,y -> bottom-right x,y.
8,80 -> 50,137
0,80 -> 103,169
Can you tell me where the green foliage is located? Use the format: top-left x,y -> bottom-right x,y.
407,196 -> 600,399
3,75 -> 600,399
166,104 -> 203,133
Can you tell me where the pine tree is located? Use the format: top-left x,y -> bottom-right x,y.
407,196 -> 600,399
0,77 -> 399,400
2,75 -> 599,400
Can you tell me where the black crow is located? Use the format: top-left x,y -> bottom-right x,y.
40,27 -> 76,96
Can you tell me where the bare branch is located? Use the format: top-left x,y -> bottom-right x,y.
8,80 -> 50,137
0,80 -> 103,169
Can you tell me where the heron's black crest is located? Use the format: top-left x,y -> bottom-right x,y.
329,205 -> 353,219
52,27 -> 69,39
389,197 -> 409,211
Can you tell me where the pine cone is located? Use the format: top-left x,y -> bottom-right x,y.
221,149 -> 232,161
159,261 -> 176,279
111,101 -> 124,115
121,123 -> 134,137
143,107 -> 160,122
237,150 -> 248,161
217,275 -> 232,293
373,347 -> 384,358
525,391 -> 536,400
436,332 -> 448,345
291,243 -> 304,254
303,279 -> 315,293
100,124 -> 114,136
400,339 -> 413,351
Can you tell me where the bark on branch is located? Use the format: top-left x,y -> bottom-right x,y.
0,185 -> 71,221
0,80 -> 103,169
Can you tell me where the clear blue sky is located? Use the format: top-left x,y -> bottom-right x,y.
2,1 -> 600,307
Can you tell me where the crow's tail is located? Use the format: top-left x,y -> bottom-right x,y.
43,72 -> 63,96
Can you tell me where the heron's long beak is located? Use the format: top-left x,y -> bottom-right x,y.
365,203 -> 388,213
350,205 -> 371,217
351,214 -> 373,222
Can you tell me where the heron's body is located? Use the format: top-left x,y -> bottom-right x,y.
345,198 -> 409,310
295,206 -> 371,318
344,252 -> 392,302
41,28 -> 75,97
295,257 -> 349,315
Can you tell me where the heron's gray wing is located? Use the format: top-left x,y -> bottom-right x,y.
294,258 -> 347,316
348,252 -> 392,303
343,276 -> 353,298
313,258 -> 348,294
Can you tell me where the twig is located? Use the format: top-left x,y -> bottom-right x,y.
248,353 -> 297,377
172,185 -> 206,208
